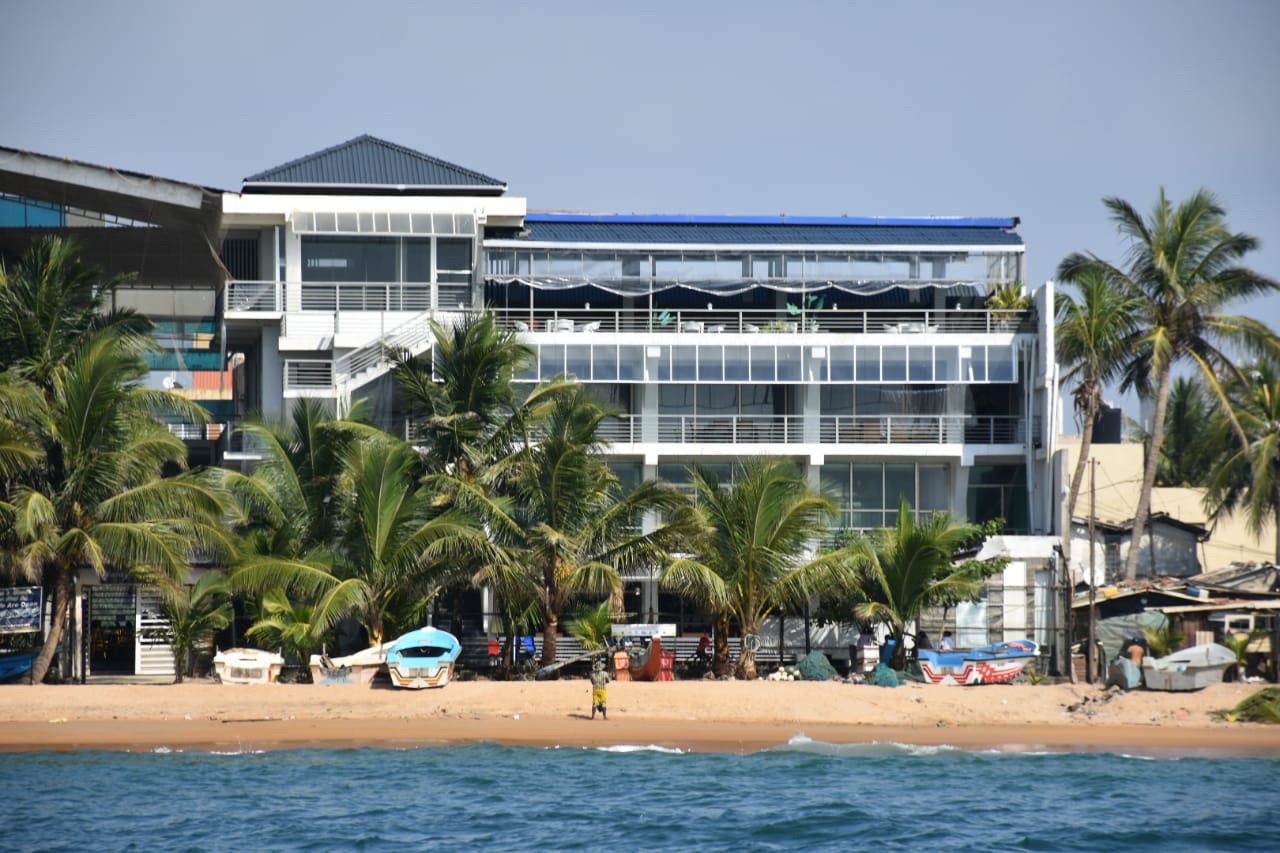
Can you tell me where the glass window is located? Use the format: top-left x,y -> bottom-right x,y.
672,345 -> 697,382
962,346 -> 986,382
988,345 -> 1015,382
918,465 -> 949,512
830,346 -> 855,382
404,239 -> 431,282
437,238 -> 472,272
908,346 -> 933,382
739,384 -> 776,415
935,345 -> 959,382
699,385 -> 738,415
821,386 -> 853,415
883,346 -> 907,382
776,346 -> 802,382
301,237 -> 397,282
617,345 -> 644,381
659,385 -> 695,414
566,344 -> 591,380
539,344 -> 565,380
852,464 -> 883,510
855,347 -> 880,382
724,345 -> 750,381
593,345 -> 618,381
698,345 -> 723,381
885,463 -> 916,511
750,346 -> 776,382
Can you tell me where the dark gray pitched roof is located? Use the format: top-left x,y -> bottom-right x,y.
243,135 -> 506,194
517,213 -> 1022,247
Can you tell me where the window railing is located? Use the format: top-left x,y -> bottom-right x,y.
284,359 -> 334,390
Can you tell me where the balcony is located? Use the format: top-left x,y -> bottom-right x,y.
407,414 -> 1025,449
488,306 -> 1035,335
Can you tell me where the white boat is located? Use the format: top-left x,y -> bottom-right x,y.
1141,643 -> 1237,691
308,641 -> 396,685
385,627 -> 461,689
213,648 -> 285,684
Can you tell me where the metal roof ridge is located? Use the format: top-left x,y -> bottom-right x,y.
525,212 -> 1020,229
243,134 -> 505,187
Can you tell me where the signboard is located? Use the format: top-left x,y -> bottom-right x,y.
611,623 -> 677,639
0,586 -> 42,634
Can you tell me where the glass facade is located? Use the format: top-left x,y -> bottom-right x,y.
821,462 -> 950,529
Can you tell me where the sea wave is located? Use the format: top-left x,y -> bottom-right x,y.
593,743 -> 686,754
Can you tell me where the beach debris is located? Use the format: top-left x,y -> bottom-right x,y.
513,714 -> 520,720
910,695 -> 923,703
48,718 -> 67,724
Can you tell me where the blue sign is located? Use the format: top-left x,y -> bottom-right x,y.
0,587 -> 42,634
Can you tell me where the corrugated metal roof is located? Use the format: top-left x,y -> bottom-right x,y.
518,213 -> 1022,246
243,135 -> 505,190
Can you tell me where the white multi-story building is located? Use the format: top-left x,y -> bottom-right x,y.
2,135 -> 1063,674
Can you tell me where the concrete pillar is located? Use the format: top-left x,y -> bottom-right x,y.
260,326 -> 283,421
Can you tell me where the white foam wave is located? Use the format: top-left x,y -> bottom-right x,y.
594,744 -> 686,755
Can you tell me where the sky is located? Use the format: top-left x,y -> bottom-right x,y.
4,0 -> 1279,426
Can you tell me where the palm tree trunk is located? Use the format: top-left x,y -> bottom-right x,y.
1125,366 -> 1172,579
1067,391 -> 1100,523
712,614 -> 731,678
29,568 -> 72,685
542,615 -> 559,668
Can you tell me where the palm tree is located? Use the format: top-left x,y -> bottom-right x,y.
2,331 -> 233,684
1203,359 -> 1280,561
244,587 -> 346,672
660,459 -> 852,680
1055,267 -> 1140,522
0,235 -> 149,384
484,387 -> 692,667
163,571 -> 233,682
1058,189 -> 1280,578
232,433 -> 491,647
389,311 -> 535,478
846,498 -> 995,669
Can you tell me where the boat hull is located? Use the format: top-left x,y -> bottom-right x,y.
308,641 -> 395,685
385,627 -> 461,690
1141,643 -> 1236,691
917,640 -> 1038,686
213,648 -> 285,685
0,649 -> 39,682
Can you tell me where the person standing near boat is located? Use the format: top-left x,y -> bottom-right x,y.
939,631 -> 955,652
590,658 -> 610,720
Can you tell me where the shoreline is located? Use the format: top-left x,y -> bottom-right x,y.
3,680 -> 1278,757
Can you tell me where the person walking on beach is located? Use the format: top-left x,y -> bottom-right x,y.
590,658 -> 610,720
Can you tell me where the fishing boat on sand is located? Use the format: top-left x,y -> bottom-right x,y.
0,648 -> 42,682
308,641 -> 396,685
386,627 -> 461,689
916,639 -> 1039,685
628,636 -> 672,682
1141,642 -> 1237,692
213,648 -> 285,684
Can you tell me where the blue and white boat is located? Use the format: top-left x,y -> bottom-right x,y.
385,627 -> 461,689
0,648 -> 41,682
917,639 -> 1039,685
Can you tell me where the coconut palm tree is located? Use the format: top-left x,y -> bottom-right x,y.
2,331 -> 233,684
163,570 -> 233,682
1203,359 -> 1280,561
1058,189 -> 1280,578
1055,267 -> 1140,522
482,387 -> 693,667
660,459 -> 853,680
845,498 -> 995,669
0,235 -> 149,384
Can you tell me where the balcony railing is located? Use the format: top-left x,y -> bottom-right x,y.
225,281 -> 469,314
407,414 -> 1024,447
165,422 -> 224,441
489,307 -> 1035,335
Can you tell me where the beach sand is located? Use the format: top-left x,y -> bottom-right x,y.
2,679 -> 1278,756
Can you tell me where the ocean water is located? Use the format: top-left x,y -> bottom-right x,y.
2,740 -> 1278,852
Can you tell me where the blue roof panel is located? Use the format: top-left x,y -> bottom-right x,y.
517,214 -> 1022,247
244,135 -> 505,189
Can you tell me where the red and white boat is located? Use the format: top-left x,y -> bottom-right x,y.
916,640 -> 1038,685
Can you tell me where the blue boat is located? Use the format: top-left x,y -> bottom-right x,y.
385,627 -> 461,689
917,639 -> 1038,685
0,648 -> 41,682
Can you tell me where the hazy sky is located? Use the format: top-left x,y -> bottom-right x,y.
4,0 -> 1278,419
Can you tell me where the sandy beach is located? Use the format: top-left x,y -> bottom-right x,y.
2,678 -> 1278,756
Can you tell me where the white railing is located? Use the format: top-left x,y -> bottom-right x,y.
410,414 -> 1024,446
490,307 -> 1034,335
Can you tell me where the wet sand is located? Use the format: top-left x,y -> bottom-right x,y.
2,679 -> 1277,756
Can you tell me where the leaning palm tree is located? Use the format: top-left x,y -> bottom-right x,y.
2,332 -> 234,684
847,498 -> 995,669
1058,189 -> 1280,578
1055,266 -> 1140,522
1203,359 -> 1280,561
660,459 -> 853,680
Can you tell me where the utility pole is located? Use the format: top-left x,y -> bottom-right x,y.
1087,459 -> 1098,684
